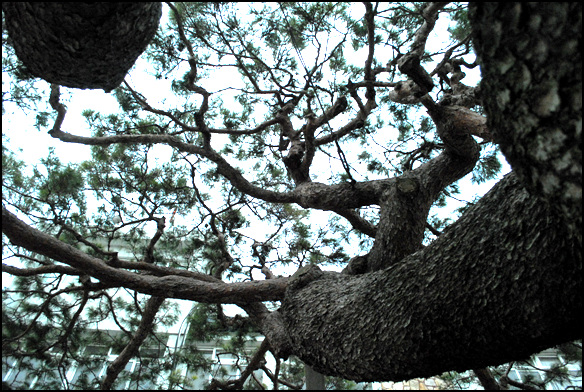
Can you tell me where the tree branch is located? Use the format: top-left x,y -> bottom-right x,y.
100,296 -> 165,390
2,262 -> 82,277
473,367 -> 501,390
2,207 -> 288,303
397,2 -> 449,93
363,2 -> 377,101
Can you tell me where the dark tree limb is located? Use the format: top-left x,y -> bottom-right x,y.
2,206 -> 289,303
100,296 -> 165,390
3,3 -> 161,92
473,368 -> 501,390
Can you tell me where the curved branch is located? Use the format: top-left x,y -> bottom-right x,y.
398,2 -> 449,93
144,216 -> 166,264
47,124 -> 397,212
45,79 -> 392,214
2,207 -> 288,303
331,208 -> 377,238
363,2 -> 377,100
100,296 -> 165,390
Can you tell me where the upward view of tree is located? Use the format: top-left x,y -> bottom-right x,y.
2,2 -> 581,390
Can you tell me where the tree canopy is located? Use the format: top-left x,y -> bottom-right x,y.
2,2 -> 581,390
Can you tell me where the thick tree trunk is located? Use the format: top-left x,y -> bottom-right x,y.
469,3 -> 582,241
266,173 -> 580,381
264,3 -> 582,381
3,3 -> 161,91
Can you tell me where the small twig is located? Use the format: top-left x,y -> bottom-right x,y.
48,84 -> 67,134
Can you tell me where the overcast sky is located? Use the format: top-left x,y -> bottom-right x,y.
2,3 -> 510,325
2,3 -> 509,212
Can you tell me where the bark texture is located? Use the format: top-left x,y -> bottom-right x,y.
3,3 -> 161,91
469,3 -> 582,242
270,173 -> 581,381
1,2 -> 582,385
264,2 -> 583,381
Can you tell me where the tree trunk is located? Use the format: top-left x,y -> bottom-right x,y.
266,172 -> 580,381
3,3 -> 161,91
469,2 -> 582,241
304,365 -> 325,390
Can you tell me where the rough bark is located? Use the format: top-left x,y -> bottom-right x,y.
366,99 -> 482,271
469,3 -> 582,242
1,2 -> 581,385
266,173 -> 581,381
3,3 -> 161,91
263,2 -> 583,381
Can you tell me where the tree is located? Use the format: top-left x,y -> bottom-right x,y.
2,2 -> 581,389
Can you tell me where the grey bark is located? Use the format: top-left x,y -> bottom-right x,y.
469,2 -> 582,242
267,173 -> 581,381
3,2 -> 161,91
304,365 -> 325,390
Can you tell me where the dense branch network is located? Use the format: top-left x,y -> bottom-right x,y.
3,2 -> 552,388
4,0 -> 491,357
44,2 -> 488,246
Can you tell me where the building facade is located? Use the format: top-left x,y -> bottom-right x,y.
3,328 -> 268,389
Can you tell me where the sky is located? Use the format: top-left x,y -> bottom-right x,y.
2,3 -> 510,220
2,3 -> 510,325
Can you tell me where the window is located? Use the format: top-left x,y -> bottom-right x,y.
3,357 -> 61,389
69,361 -> 106,389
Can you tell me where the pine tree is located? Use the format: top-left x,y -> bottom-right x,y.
2,2 -> 581,389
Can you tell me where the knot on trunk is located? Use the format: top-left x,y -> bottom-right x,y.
287,264 -> 325,293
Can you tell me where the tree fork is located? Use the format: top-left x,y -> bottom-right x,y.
269,173 -> 581,381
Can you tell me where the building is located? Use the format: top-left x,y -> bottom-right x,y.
379,346 -> 582,390
2,328 -> 269,389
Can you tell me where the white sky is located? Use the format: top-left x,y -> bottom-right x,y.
1,3 -> 509,182
2,3 -> 510,325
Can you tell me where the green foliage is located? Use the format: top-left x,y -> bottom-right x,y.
38,154 -> 84,205
187,304 -> 224,342
0,2 -> 523,390
448,5 -> 472,45
35,111 -> 51,130
114,87 -> 142,112
472,146 -> 503,184
2,144 -> 26,189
